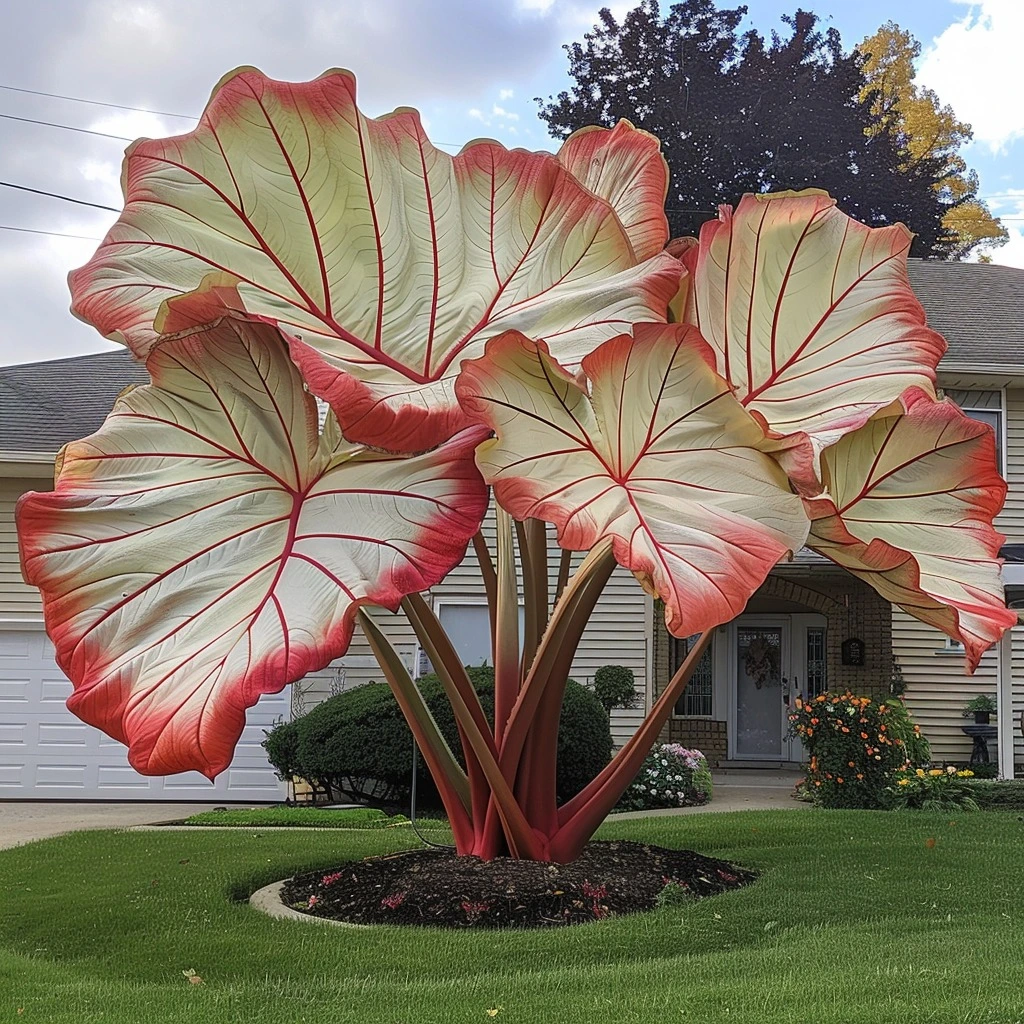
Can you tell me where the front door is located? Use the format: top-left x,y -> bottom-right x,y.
733,619 -> 791,760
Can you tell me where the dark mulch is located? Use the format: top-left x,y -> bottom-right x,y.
279,840 -> 756,929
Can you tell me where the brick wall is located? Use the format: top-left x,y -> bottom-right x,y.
652,567 -> 893,765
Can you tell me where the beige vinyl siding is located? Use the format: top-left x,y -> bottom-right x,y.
898,385 -> 1024,764
269,510 -> 652,746
0,478 -> 43,622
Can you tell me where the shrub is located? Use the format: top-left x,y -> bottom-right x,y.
888,766 -> 980,812
616,744 -> 712,811
789,691 -> 927,809
262,718 -> 301,783
967,780 -> 1024,809
282,668 -> 612,809
593,665 -> 637,714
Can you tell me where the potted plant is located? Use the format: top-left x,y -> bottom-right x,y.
963,695 -> 998,725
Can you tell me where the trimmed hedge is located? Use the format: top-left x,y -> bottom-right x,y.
265,666 -> 612,809
968,780 -> 1024,810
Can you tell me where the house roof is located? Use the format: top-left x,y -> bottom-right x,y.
907,260 -> 1024,368
0,348 -> 148,454
1,260 -> 1022,456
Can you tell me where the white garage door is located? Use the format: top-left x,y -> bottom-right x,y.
0,627 -> 288,801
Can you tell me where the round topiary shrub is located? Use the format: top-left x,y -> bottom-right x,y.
284,667 -> 613,809
593,664 -> 637,714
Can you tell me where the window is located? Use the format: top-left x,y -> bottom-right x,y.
943,389 -> 1004,471
672,633 -> 714,717
426,602 -> 526,674
805,627 -> 827,698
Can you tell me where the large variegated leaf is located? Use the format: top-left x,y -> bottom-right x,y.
69,67 -> 682,453
686,190 -> 947,489
556,120 -> 669,262
456,325 -> 809,637
16,320 -> 487,777
807,388 -> 1014,672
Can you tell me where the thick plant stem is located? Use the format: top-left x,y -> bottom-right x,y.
515,518 -> 548,680
548,629 -> 714,862
499,540 -> 616,780
399,593 -> 543,861
472,532 -> 497,651
357,610 -> 475,853
554,548 -> 572,605
493,508 -> 520,744
402,593 -> 495,840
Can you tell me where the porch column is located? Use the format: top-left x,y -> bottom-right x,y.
997,628 -> 1014,780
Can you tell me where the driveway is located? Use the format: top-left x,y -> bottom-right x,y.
0,802 -> 234,849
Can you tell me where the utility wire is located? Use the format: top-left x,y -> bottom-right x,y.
0,83 -> 196,121
0,224 -> 102,241
0,81 -> 467,148
0,181 -> 119,212
0,111 -> 133,142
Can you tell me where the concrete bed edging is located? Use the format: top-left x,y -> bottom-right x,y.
249,880 -> 370,928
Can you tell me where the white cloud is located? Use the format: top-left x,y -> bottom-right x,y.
468,108 -> 485,121
918,1 -> 1024,153
986,190 -> 1024,269
492,104 -> 519,121
499,88 -> 514,100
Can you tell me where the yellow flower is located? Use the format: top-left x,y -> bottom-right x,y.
957,770 -> 975,778
916,769 -> 926,777
929,769 -> 944,777
897,778 -> 910,786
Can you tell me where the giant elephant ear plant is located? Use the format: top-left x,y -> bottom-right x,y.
17,68 -> 1014,862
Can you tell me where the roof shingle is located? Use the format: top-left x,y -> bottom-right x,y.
1,260 -> 1022,455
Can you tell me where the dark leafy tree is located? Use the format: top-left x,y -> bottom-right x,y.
538,2 -> 951,256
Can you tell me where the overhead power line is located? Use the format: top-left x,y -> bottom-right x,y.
0,181 -> 119,212
0,111 -> 133,142
0,224 -> 102,241
0,81 -> 467,149
0,83 -> 195,121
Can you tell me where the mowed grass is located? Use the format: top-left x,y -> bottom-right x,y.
2,811 -> 1024,1024
182,805 -> 449,831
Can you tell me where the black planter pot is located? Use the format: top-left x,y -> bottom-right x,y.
974,711 -> 991,724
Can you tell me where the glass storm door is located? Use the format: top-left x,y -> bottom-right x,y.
734,623 -> 789,759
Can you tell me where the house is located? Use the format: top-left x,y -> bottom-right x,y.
1,260 -> 1021,799
655,260 -> 1024,771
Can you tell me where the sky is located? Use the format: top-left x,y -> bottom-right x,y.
0,0 -> 1021,366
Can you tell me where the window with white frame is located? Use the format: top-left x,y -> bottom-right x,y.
671,633 -> 714,717
935,389 -> 1003,654
943,388 -> 1004,471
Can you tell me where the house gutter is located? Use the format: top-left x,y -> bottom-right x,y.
0,450 -> 57,480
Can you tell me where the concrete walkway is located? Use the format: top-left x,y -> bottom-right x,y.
614,770 -> 810,819
0,802 -> 227,850
0,772 -> 809,849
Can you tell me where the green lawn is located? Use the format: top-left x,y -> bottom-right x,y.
2,810 -> 1024,1023
182,805 -> 449,830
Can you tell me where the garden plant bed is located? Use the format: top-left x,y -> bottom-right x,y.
280,839 -> 755,928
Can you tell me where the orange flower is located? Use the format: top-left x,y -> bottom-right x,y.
841,727 -> 850,733
856,773 -> 864,780
837,777 -> 844,784
811,718 -> 820,725
794,697 -> 803,710
848,761 -> 855,768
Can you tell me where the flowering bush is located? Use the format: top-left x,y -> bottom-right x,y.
888,766 -> 980,812
616,745 -> 712,811
789,691 -> 926,809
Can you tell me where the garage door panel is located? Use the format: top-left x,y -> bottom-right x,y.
0,627 -> 288,802
0,720 -> 27,747
0,763 -> 25,790
0,679 -> 30,704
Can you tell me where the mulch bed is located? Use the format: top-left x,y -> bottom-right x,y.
279,840 -> 756,929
